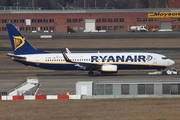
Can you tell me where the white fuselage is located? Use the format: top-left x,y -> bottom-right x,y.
13,52 -> 174,71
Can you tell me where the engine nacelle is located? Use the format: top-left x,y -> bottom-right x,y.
101,65 -> 118,73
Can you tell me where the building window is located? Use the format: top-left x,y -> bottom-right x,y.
138,84 -> 145,95
137,18 -> 142,22
73,26 -> 78,31
114,26 -> 118,30
49,19 -> 54,23
120,26 -> 124,30
96,18 -> 101,22
73,19 -> 77,23
44,19 -> 48,23
155,25 -> 159,29
148,26 -> 153,30
102,26 -> 106,30
114,18 -> 118,22
67,19 -> 71,23
32,27 -> 36,31
97,84 -> 104,95
120,18 -> 124,22
178,25 -> 180,31
148,18 -> 153,22
37,27 -> 42,31
8,19 -> 12,23
121,84 -> 129,95
2,27 -> 6,31
143,18 -> 147,22
105,84 -> 113,95
79,19 -> 83,23
163,84 -> 171,94
2,19 -> 7,23
172,25 -> 176,30
44,27 -> 48,31
146,84 -> 154,94
102,18 -> 107,22
14,19 -> 18,23
49,27 -> 54,31
154,18 -> 159,22
108,18 -> 112,22
20,27 -> 24,31
20,19 -> 25,23
96,26 -> 101,30
172,18 -> 176,22
38,19 -> 42,23
171,84 -> 180,95
79,26 -> 84,30
108,26 -> 113,30
32,19 -> 36,23
26,27 -> 31,31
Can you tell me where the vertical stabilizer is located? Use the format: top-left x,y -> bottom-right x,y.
6,24 -> 47,55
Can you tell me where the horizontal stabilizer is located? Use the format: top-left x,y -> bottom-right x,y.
7,53 -> 26,59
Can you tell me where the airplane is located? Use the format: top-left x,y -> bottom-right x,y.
6,23 -> 175,76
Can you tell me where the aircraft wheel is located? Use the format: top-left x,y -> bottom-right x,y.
162,71 -> 167,75
88,71 -> 94,76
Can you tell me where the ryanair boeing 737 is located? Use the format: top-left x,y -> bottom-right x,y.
6,24 -> 175,76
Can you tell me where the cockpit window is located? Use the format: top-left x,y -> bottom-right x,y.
162,57 -> 167,60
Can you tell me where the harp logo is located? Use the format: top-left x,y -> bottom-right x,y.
13,36 -> 25,51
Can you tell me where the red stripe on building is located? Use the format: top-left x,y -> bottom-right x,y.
0,96 -> 1,100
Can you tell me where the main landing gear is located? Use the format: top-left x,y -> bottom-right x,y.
88,71 -> 94,76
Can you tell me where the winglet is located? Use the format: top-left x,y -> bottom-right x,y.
62,51 -> 72,62
66,48 -> 71,53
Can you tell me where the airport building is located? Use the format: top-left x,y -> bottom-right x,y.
0,6 -> 180,33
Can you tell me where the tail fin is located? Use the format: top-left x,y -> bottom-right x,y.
6,24 -> 47,55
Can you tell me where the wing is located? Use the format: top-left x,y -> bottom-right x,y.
62,52 -> 101,70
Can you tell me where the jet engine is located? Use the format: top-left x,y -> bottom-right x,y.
100,65 -> 118,73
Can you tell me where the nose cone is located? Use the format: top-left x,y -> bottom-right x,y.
168,59 -> 175,66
